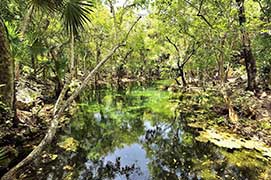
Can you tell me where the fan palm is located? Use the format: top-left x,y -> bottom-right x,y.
28,0 -> 93,35
27,0 -> 94,77
0,0 -> 93,122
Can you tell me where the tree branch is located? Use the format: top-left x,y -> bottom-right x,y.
165,36 -> 180,57
184,0 -> 213,28
123,16 -> 142,43
182,47 -> 195,67
254,0 -> 269,21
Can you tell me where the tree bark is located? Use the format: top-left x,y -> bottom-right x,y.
179,66 -> 187,86
236,0 -> 257,91
70,33 -> 76,78
20,5 -> 34,38
0,19 -> 15,121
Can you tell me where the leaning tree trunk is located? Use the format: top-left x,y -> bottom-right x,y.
236,0 -> 257,91
0,19 -> 15,121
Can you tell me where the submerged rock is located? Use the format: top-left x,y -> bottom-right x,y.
196,128 -> 271,158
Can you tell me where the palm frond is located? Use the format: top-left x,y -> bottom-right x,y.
61,0 -> 93,35
27,0 -> 64,11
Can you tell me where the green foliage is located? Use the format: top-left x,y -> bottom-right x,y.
57,136 -> 79,152
27,0 -> 63,11
62,0 -> 94,35
1,0 -> 270,85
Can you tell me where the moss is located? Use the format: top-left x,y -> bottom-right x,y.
200,169 -> 218,180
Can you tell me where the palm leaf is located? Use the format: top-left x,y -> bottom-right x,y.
61,0 -> 93,35
27,0 -> 64,11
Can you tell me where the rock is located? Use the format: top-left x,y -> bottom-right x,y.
16,110 -> 33,125
16,88 -> 41,110
196,128 -> 271,158
260,92 -> 268,99
227,77 -> 238,83
38,104 -> 54,122
241,74 -> 247,81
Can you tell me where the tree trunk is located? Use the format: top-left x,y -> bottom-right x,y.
31,55 -> 37,77
70,33 -> 76,78
236,0 -> 257,91
0,19 -> 15,121
179,66 -> 187,87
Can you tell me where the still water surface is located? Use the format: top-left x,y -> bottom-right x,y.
33,83 -> 270,180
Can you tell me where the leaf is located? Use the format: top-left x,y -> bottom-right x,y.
61,0 -> 94,35
63,165 -> 73,171
28,0 -> 64,11
50,154 -> 58,160
58,137 -> 79,152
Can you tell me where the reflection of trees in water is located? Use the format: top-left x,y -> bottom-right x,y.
26,148 -> 142,180
71,91 -> 146,158
142,114 -> 267,180
26,86 -> 269,179
80,157 -> 143,180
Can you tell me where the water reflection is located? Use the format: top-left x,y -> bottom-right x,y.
28,85 -> 270,180
104,144 -> 149,180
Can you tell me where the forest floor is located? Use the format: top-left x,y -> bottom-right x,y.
178,77 -> 271,158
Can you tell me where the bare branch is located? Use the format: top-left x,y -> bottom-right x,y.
182,47 -> 195,66
165,36 -> 180,57
184,0 -> 213,28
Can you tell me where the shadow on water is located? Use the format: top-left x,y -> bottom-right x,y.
27,82 -> 270,180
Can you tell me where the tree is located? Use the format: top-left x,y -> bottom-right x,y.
236,0 -> 257,91
0,0 -> 93,120
0,0 -> 94,179
166,36 -> 196,86
0,18 -> 15,122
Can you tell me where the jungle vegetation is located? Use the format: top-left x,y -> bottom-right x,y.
0,0 -> 271,179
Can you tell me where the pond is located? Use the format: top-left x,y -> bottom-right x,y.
29,82 -> 270,180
